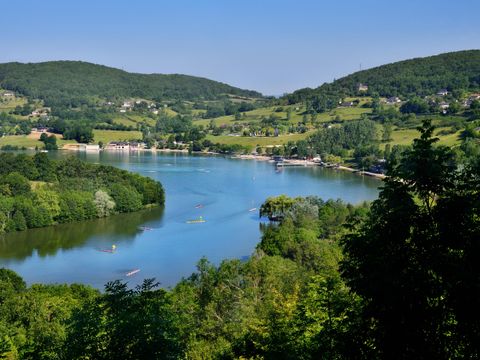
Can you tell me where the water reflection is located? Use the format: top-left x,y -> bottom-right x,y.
0,206 -> 164,261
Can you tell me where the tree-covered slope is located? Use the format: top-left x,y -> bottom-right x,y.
0,61 -> 263,107
285,50 -> 480,107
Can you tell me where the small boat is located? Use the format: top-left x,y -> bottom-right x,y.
194,204 -> 204,209
248,208 -> 257,212
186,216 -> 206,224
97,244 -> 116,253
126,269 -> 140,277
138,226 -> 153,231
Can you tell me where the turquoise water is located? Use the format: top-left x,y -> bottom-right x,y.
0,152 -> 380,288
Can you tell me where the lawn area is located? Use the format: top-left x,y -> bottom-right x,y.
206,131 -> 312,147
93,130 -> 143,144
112,114 -> 156,127
385,127 -> 462,148
112,116 -> 138,127
0,135 -> 75,149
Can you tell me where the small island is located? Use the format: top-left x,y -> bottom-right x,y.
0,152 -> 164,233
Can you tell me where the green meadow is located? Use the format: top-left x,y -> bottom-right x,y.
93,129 -> 143,144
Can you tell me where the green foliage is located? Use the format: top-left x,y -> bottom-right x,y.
306,119 -> 377,156
399,97 -> 429,114
0,112 -> 31,136
0,121 -> 478,359
285,50 -> 480,107
0,172 -> 30,196
67,279 -> 181,360
0,61 -> 262,108
0,154 -> 164,233
62,123 -> 93,143
40,133 -> 58,150
341,119 -> 480,358
259,194 -> 297,220
109,184 -> 143,213
93,190 -> 115,217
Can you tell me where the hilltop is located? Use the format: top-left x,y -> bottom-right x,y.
284,50 -> 480,107
0,61 -> 263,107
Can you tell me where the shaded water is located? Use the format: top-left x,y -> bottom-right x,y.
0,152 -> 380,288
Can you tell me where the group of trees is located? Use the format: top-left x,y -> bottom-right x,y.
203,101 -> 256,119
0,153 -> 164,233
47,119 -> 94,143
0,112 -> 31,136
276,118 -> 378,160
0,120 -> 479,359
39,133 -> 57,150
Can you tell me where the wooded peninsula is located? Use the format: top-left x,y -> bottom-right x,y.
0,153 -> 164,233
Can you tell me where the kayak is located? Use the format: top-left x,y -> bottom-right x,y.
186,217 -> 206,224
126,269 -> 140,277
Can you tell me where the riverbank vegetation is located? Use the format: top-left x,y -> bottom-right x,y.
0,153 -> 164,233
0,120 -> 478,359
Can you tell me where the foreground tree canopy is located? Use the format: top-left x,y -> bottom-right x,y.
0,153 -> 164,233
0,120 -> 478,359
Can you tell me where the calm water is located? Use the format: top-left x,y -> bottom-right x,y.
0,152 -> 380,288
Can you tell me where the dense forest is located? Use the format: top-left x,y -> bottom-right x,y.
0,121 -> 478,359
0,153 -> 164,232
285,50 -> 480,111
0,61 -> 263,108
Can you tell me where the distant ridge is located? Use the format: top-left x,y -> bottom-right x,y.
0,60 -> 263,107
284,50 -> 480,106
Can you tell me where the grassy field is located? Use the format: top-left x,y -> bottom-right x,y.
1,130 -> 143,148
385,127 -> 462,148
112,116 -> 138,127
0,97 -> 28,113
112,113 -> 156,127
205,122 -> 462,149
194,103 -> 372,127
93,129 -> 143,144
0,135 -> 75,149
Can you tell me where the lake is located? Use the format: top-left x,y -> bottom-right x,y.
0,152 -> 380,289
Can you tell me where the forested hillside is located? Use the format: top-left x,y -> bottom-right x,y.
285,50 -> 480,110
0,61 -> 263,107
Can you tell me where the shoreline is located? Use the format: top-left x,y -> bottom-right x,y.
16,146 -> 386,181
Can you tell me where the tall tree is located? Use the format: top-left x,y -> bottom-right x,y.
341,119 -> 479,359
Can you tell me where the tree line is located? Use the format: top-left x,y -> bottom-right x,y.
0,153 -> 164,233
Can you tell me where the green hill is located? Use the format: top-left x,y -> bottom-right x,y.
284,50 -> 480,109
0,61 -> 263,107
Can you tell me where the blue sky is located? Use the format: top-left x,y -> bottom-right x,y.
2,0 -> 479,95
